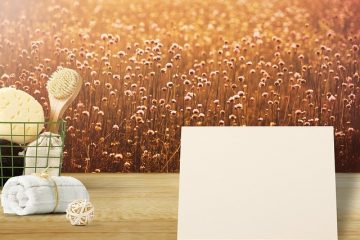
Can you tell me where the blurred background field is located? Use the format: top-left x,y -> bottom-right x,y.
0,0 -> 359,172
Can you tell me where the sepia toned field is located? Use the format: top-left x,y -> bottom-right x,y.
0,0 -> 359,172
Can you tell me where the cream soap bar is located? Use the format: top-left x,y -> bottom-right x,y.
0,88 -> 44,144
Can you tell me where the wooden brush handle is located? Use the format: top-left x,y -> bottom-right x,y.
48,96 -> 65,134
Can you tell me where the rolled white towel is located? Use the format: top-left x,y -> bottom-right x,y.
1,175 -> 89,215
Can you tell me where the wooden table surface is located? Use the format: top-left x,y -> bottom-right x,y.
0,173 -> 359,240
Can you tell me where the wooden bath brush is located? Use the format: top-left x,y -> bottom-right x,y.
47,68 -> 82,133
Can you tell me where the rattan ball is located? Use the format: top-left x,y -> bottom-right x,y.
66,199 -> 94,226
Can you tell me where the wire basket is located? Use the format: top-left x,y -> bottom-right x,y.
0,120 -> 66,187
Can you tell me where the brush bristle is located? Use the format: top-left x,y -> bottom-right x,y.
47,68 -> 81,99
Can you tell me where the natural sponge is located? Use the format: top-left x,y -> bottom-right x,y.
0,88 -> 44,144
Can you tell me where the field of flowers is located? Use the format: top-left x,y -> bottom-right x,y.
0,0 -> 359,172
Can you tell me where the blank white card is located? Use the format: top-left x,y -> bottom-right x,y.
178,127 -> 338,240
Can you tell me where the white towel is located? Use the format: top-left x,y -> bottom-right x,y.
24,132 -> 63,176
1,175 -> 89,215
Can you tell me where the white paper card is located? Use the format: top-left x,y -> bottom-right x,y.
178,127 -> 338,240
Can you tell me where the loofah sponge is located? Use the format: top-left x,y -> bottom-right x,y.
0,88 -> 45,144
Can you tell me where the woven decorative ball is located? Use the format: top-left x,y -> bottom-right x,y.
66,199 -> 94,226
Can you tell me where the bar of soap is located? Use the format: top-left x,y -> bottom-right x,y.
0,88 -> 44,144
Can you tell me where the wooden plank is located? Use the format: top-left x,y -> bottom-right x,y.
0,173 -> 359,239
0,233 -> 177,240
